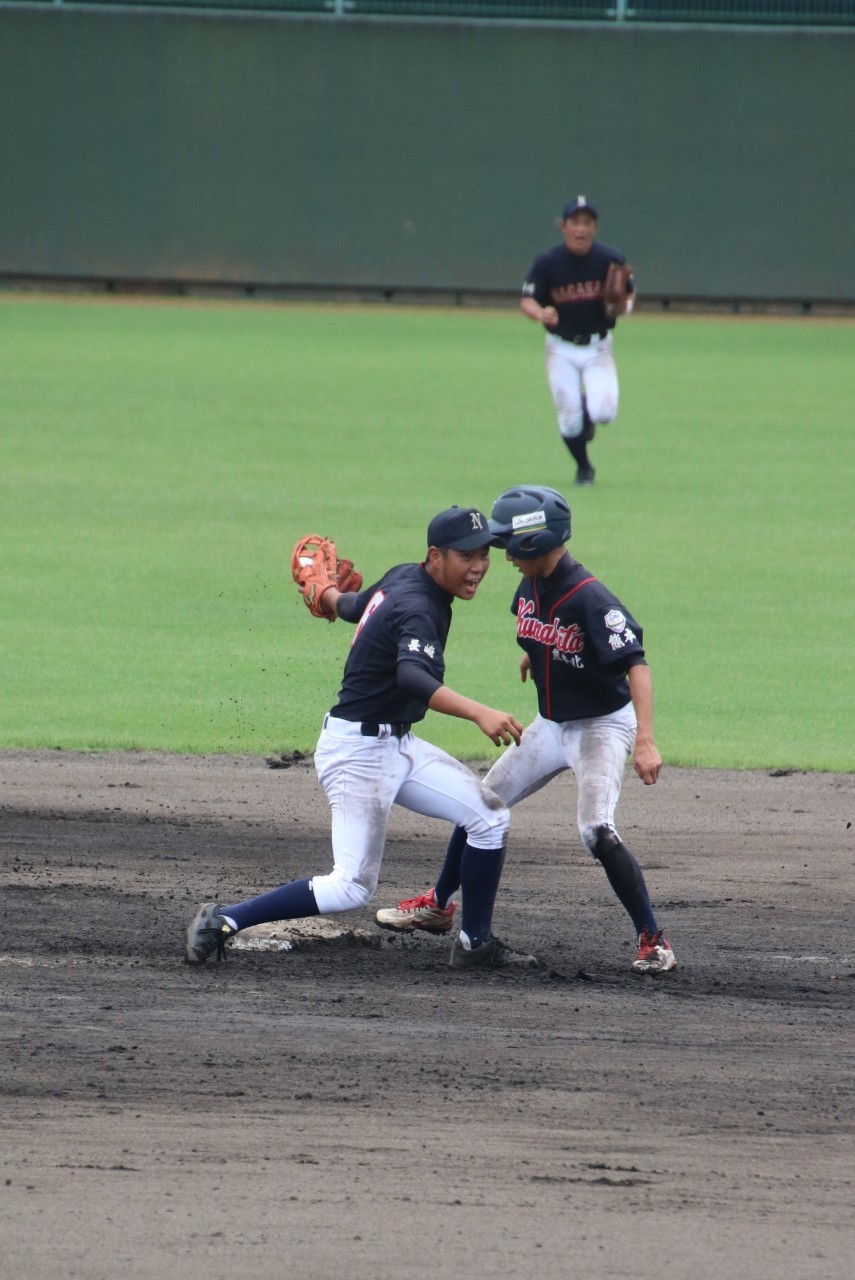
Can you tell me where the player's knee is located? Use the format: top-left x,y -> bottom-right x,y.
558,411 -> 584,439
311,869 -> 375,914
589,400 -> 618,425
582,822 -> 620,859
464,790 -> 510,849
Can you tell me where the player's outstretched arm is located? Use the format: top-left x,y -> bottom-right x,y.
427,686 -> 523,747
628,663 -> 661,785
318,585 -> 340,618
308,582 -> 355,622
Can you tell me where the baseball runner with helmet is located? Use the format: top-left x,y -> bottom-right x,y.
185,506 -> 537,971
376,485 -> 676,976
521,196 -> 635,487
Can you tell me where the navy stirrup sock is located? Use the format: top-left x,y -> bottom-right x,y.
459,843 -> 506,949
222,876 -> 320,932
594,839 -> 657,936
563,433 -> 590,469
434,824 -> 467,908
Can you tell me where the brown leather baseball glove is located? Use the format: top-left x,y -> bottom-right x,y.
602,261 -> 633,318
291,534 -> 363,621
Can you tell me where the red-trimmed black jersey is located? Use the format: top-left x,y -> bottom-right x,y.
522,240 -> 633,342
330,563 -> 449,724
512,553 -> 646,722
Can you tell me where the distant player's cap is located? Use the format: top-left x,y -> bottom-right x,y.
562,195 -> 598,220
427,506 -> 497,552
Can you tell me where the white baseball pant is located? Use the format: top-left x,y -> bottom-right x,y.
545,331 -> 619,439
481,705 -> 637,852
311,715 -> 509,914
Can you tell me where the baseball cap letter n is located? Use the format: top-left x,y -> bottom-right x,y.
562,195 -> 598,219
427,506 -> 495,552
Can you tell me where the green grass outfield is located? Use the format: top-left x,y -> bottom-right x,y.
1,293 -> 852,771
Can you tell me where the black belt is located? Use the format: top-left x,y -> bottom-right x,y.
360,722 -> 411,738
564,330 -> 607,346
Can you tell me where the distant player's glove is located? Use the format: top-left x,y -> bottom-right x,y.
291,534 -> 362,621
602,261 -> 633,318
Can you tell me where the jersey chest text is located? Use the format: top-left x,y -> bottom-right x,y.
551,279 -> 603,305
517,598 -> 584,654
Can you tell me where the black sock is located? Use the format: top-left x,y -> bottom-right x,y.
222,876 -> 320,932
562,434 -> 590,469
459,844 -> 506,948
591,828 -> 657,936
434,824 -> 467,908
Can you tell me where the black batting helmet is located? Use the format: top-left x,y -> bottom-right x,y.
488,485 -> 571,560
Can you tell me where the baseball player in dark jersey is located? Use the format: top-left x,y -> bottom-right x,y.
185,505 -> 537,971
376,485 -> 676,975
521,195 -> 635,486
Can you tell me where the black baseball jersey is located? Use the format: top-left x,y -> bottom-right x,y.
522,241 -> 633,342
330,563 -> 450,724
512,552 -> 646,722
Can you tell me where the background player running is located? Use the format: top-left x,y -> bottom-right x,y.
185,505 -> 536,971
521,196 -> 634,487
376,485 -> 676,976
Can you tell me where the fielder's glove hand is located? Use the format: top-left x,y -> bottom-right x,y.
602,261 -> 633,318
290,534 -> 363,621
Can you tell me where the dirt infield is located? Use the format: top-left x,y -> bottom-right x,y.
1,750 -> 852,1280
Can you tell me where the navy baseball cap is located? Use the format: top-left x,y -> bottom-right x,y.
562,195 -> 598,220
427,506 -> 495,552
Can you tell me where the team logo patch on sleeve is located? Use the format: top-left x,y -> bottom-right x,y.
604,609 -> 627,632
406,638 -> 438,660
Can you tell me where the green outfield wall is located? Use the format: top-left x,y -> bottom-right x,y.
1,8 -> 853,301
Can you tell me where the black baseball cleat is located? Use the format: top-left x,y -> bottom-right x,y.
448,935 -> 538,970
185,902 -> 235,964
575,465 -> 596,486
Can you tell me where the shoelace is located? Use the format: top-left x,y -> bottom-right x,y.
638,928 -> 665,954
398,892 -> 438,911
200,924 -> 231,962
